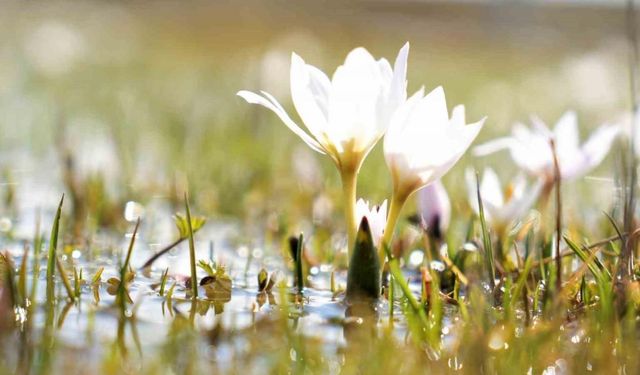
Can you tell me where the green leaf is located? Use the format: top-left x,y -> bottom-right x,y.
197,260 -> 216,276
257,268 -> 268,292
91,267 -> 104,284
159,268 -> 169,297
174,212 -> 207,239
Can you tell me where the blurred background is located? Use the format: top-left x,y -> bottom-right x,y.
0,0 -> 633,238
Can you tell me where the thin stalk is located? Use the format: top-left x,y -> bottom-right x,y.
185,193 -> 198,299
550,139 -> 563,292
388,274 -> 394,325
383,244 -> 428,328
340,170 -> 358,256
295,233 -> 304,294
139,237 -> 185,270
380,192 -> 407,263
46,195 -> 64,307
118,218 -> 140,314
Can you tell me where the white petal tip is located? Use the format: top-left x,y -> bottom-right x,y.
236,90 -> 259,102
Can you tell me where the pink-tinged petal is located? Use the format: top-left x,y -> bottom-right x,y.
237,90 -> 325,154
530,115 -> 552,138
418,179 -> 451,236
566,124 -> 620,179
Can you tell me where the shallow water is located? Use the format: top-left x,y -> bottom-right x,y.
1,199 -> 440,373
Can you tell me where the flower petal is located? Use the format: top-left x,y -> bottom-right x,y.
553,111 -> 579,153
502,178 -> 542,224
473,137 -> 514,156
566,124 -> 619,178
480,167 -> 505,208
237,90 -> 325,154
290,53 -> 330,143
420,86 -> 449,128
389,42 -> 409,111
384,88 -> 425,152
328,47 -> 384,152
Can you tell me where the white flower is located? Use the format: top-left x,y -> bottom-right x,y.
474,111 -> 619,180
417,179 -> 451,239
355,199 -> 388,247
24,21 -> 85,76
384,87 -> 485,199
238,43 -> 409,172
465,168 -> 542,231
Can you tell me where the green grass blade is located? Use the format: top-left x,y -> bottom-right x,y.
383,244 -> 428,328
476,172 -> 496,289
159,268 -> 169,296
56,257 -> 75,302
46,195 -> 64,306
18,245 -> 28,305
510,253 -> 535,311
184,193 -> 198,299
29,210 -> 42,308
563,236 -> 612,284
118,218 -> 140,314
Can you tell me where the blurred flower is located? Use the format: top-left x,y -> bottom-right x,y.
238,43 -> 409,172
474,111 -> 619,181
124,201 -> 144,222
465,168 -> 542,232
238,43 -> 410,252
292,145 -> 322,191
381,86 -> 484,260
24,21 -> 85,76
355,199 -> 387,248
384,87 -> 484,200
417,179 -> 450,240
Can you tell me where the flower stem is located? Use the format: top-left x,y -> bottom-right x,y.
341,170 -> 358,257
380,191 -> 408,264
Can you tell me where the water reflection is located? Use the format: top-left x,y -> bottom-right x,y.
343,300 -> 379,346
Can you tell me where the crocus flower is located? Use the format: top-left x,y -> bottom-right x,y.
355,199 -> 388,248
417,179 -> 451,241
238,43 -> 410,252
465,168 -> 542,233
381,86 -> 484,259
474,111 -> 619,181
